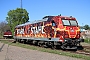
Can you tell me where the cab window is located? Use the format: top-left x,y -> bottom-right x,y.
52,21 -> 56,26
62,20 -> 70,26
62,20 -> 78,26
70,20 -> 78,26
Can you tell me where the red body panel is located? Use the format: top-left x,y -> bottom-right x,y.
4,31 -> 12,36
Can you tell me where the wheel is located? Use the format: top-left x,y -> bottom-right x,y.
61,45 -> 66,50
24,40 -> 26,44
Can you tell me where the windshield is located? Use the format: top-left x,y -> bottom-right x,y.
62,20 -> 78,26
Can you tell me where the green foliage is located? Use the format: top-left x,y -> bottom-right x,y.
83,24 -> 90,30
0,21 -> 10,37
6,8 -> 29,35
84,38 -> 90,44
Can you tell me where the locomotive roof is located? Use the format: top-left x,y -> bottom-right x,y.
15,15 -> 75,28
15,18 -> 48,28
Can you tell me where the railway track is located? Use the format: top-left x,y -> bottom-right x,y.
0,38 -> 14,41
0,38 -> 90,56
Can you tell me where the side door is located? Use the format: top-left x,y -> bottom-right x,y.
50,21 -> 57,38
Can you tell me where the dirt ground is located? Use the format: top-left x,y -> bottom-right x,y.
81,42 -> 90,46
0,42 -> 83,60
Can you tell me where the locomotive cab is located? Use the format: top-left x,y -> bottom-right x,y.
62,17 -> 79,39
53,16 -> 84,49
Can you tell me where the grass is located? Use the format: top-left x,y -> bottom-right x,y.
84,38 -> 90,44
0,35 -> 3,38
0,40 -> 90,60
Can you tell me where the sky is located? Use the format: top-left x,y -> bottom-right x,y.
0,0 -> 90,26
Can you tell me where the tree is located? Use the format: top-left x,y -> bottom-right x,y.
6,8 -> 29,35
0,21 -> 10,37
84,24 -> 90,30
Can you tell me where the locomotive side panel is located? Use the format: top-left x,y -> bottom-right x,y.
14,17 -> 60,41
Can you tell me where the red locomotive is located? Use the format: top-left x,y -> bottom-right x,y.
14,15 -> 84,49
3,30 -> 13,39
